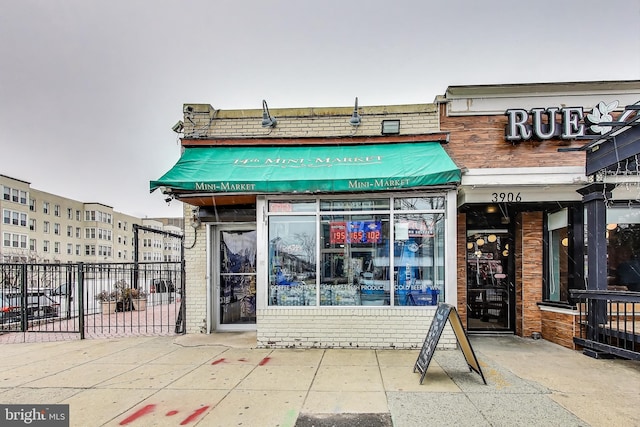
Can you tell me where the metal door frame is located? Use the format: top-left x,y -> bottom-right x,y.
211,223 -> 257,332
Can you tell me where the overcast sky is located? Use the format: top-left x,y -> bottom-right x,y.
1,1 -> 639,218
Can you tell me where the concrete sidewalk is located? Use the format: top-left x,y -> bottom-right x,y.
0,333 -> 638,426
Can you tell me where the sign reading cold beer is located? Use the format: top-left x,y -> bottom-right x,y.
505,100 -> 619,142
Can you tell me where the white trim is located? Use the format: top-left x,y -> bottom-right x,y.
206,224 -> 212,333
445,190 -> 458,308
538,304 -> 578,316
462,167 -> 587,186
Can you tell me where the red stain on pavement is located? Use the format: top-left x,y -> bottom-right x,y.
180,406 -> 210,425
119,404 -> 156,425
166,410 -> 179,416
211,358 -> 226,365
258,357 -> 271,366
237,358 -> 248,362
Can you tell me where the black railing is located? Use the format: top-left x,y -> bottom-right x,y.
1,261 -> 185,340
571,289 -> 640,360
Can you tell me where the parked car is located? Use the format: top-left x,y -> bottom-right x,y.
0,293 -> 59,323
0,294 -> 20,324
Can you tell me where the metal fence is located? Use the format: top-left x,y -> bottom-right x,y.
1,261 -> 185,341
571,289 -> 640,360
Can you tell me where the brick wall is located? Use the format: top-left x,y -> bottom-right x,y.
540,308 -> 579,349
439,108 -> 585,169
184,103 -> 440,139
182,204 -> 208,334
515,211 -> 543,337
256,307 -> 457,350
457,213 -> 468,323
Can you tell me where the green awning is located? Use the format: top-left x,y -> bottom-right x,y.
150,142 -> 460,194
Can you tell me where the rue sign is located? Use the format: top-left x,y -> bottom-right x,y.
505,101 -> 619,142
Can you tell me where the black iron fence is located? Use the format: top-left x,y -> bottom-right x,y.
1,261 -> 185,341
571,289 -> 640,360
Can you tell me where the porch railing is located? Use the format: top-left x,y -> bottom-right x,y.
570,289 -> 640,360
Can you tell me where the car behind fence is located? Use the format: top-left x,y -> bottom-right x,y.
0,262 -> 185,341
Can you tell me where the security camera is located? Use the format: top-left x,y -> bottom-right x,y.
172,121 -> 184,133
165,197 -> 172,203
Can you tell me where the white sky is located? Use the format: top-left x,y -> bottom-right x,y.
1,0 -> 639,218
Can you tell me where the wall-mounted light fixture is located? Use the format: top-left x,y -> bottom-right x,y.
261,100 -> 277,128
349,97 -> 361,126
191,206 -> 201,229
381,119 -> 400,135
171,121 -> 184,133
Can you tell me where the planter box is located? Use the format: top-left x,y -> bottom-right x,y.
133,298 -> 146,311
100,299 -> 146,313
101,301 -> 116,314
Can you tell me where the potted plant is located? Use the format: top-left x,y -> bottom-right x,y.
95,290 -> 119,314
95,281 -> 148,313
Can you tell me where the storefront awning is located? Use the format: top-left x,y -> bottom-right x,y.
150,142 -> 460,195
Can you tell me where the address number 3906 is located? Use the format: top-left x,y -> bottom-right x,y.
491,192 -> 522,202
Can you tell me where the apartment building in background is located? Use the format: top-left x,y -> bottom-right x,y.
1,174 -> 183,264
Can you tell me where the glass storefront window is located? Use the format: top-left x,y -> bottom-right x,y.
267,195 -> 448,307
321,214 -> 390,306
320,199 -> 389,212
394,196 -> 445,211
607,207 -> 640,292
268,216 -> 317,305
394,213 -> 445,305
547,209 -> 570,302
269,200 -> 316,213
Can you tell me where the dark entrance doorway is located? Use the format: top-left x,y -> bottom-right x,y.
465,204 -> 514,332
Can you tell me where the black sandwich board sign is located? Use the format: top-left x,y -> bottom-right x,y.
414,303 -> 487,385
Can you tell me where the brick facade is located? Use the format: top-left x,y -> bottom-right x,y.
177,102 -> 459,349
515,211 -> 544,337
256,307 -> 456,349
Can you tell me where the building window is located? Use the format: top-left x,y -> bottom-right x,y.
54,223 -> 60,235
76,210 -> 81,221
85,245 -> 95,256
43,202 -> 49,214
607,206 -> 640,293
54,242 -> 60,254
67,208 -> 73,219
85,228 -> 96,239
75,245 -> 80,255
67,226 -> 73,237
76,227 -> 81,238
3,187 -> 27,204
29,198 -> 36,211
44,221 -> 50,233
547,209 -> 570,302
29,219 -> 36,231
3,210 -> 27,227
43,240 -> 50,252
30,239 -> 36,251
54,204 -> 60,216
267,195 -> 447,307
67,243 -> 73,255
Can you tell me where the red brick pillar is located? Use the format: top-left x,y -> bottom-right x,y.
515,211 -> 543,337
457,213 -> 467,323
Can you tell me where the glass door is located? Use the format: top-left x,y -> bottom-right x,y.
216,226 -> 257,331
466,229 -> 513,331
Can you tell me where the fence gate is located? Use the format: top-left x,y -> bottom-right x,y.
0,227 -> 184,342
